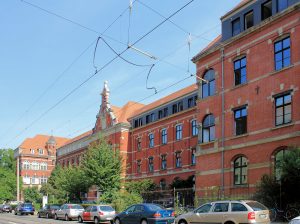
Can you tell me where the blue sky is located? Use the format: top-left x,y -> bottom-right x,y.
0,0 -> 241,149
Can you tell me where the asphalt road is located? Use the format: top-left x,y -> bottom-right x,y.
0,212 -> 78,224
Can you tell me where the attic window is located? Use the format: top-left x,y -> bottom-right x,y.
244,11 -> 254,29
38,149 -> 43,155
232,18 -> 241,36
262,0 -> 272,20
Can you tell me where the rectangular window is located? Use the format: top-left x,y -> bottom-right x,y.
234,107 -> 247,135
244,10 -> 254,29
146,115 -> 150,124
149,133 -> 154,148
158,110 -> 163,119
277,0 -> 288,12
234,57 -> 247,85
175,152 -> 182,168
232,18 -> 241,36
137,138 -> 142,151
191,120 -> 198,136
188,97 -> 193,108
178,101 -> 183,112
274,37 -> 291,71
262,0 -> 272,20
161,129 -> 167,145
172,104 -> 178,114
134,120 -> 138,128
161,154 -> 167,170
137,160 -> 141,173
191,149 -> 196,165
175,124 -> 183,140
150,113 -> 155,122
275,93 -> 292,126
148,157 -> 154,172
138,118 -> 143,127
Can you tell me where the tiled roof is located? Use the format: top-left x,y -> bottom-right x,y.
192,35 -> 222,62
19,134 -> 69,150
63,130 -> 93,146
129,84 -> 198,119
113,101 -> 145,123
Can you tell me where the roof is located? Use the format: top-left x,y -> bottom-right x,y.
221,0 -> 252,20
113,101 -> 145,123
129,84 -> 198,119
192,35 -> 222,62
62,130 -> 93,146
18,134 -> 69,150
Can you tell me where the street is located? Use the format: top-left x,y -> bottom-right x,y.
0,213 -> 78,224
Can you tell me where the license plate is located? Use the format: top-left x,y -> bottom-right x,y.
260,214 -> 267,218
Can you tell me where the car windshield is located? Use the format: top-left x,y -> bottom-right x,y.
50,205 -> 60,210
246,202 -> 268,211
99,206 -> 114,212
23,203 -> 32,207
146,204 -> 164,210
71,205 -> 83,209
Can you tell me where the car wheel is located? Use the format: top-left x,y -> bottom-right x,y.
78,216 -> 83,223
54,214 -> 58,220
65,214 -> 69,221
178,220 -> 187,224
94,217 -> 99,224
115,218 -> 121,224
46,213 -> 49,219
141,219 -> 148,224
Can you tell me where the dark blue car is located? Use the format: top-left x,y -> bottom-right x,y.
114,203 -> 175,224
15,203 -> 35,215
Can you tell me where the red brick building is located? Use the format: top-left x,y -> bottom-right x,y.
127,84 -> 198,189
192,0 -> 300,198
14,134 -> 69,197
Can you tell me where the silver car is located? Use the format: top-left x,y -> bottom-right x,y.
175,200 -> 270,224
54,204 -> 84,221
78,205 -> 115,224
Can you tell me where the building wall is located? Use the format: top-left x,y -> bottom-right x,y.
128,107 -> 198,188
194,5 -> 300,197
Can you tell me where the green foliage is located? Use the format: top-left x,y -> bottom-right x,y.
125,179 -> 156,194
170,176 -> 194,189
254,147 -> 300,208
81,136 -> 122,193
100,190 -> 142,212
0,149 -> 18,202
24,187 -> 42,204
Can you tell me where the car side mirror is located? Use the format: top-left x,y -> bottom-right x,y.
125,211 -> 129,215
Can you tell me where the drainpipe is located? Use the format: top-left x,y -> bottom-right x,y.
221,48 -> 225,198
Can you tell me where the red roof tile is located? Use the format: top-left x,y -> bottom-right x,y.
19,134 -> 69,150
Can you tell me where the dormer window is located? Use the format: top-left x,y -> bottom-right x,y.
244,10 -> 254,29
38,149 -> 44,155
232,18 -> 241,36
262,0 -> 272,20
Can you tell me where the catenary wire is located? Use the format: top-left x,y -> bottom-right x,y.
5,0 -> 195,147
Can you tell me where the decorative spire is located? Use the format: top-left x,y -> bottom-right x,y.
46,135 -> 56,145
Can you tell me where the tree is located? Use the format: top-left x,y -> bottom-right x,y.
125,179 -> 156,194
81,136 -> 122,194
0,149 -> 18,202
24,187 -> 42,203
254,147 -> 300,208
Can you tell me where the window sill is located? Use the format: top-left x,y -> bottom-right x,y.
199,140 -> 216,147
230,82 -> 248,91
228,133 -> 249,140
271,122 -> 294,131
231,184 -> 249,188
271,64 -> 294,76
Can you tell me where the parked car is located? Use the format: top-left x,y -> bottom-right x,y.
37,204 -> 61,219
54,204 -> 84,221
0,204 -> 12,213
14,202 -> 35,215
290,216 -> 300,224
114,203 -> 175,224
78,205 -> 115,223
175,200 -> 270,224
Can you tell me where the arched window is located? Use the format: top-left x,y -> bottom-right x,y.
202,114 -> 215,143
160,179 -> 167,190
274,148 -> 289,180
234,156 -> 248,185
202,69 -> 215,98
